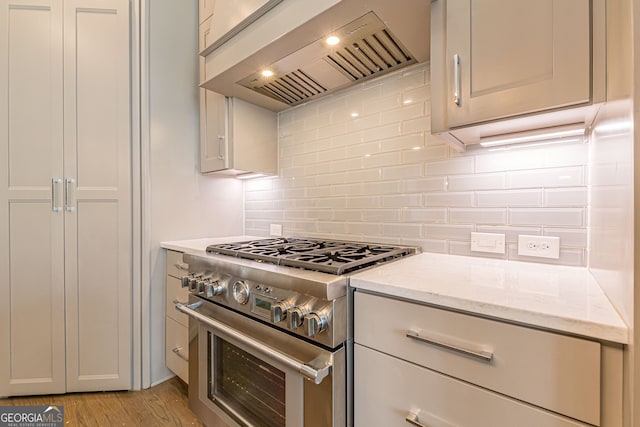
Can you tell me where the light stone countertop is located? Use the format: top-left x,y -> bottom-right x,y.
161,237 -> 628,344
351,252 -> 628,344
160,236 -> 261,254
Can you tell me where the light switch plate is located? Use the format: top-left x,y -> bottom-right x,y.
517,235 -> 560,259
470,232 -> 505,254
269,224 -> 283,237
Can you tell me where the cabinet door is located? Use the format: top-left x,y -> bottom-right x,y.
200,90 -> 229,173
445,0 -> 590,127
63,0 -> 131,392
354,345 -> 589,427
0,0 -> 66,397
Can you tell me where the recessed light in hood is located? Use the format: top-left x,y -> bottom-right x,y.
200,0 -> 429,112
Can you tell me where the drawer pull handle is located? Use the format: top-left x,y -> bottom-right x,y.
172,346 -> 189,362
174,262 -> 189,271
405,412 -> 426,427
406,330 -> 493,363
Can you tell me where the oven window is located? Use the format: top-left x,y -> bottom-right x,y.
212,337 -> 286,427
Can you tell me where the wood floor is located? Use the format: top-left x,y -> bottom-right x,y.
0,377 -> 203,426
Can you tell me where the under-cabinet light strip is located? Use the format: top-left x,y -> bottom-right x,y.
479,123 -> 587,148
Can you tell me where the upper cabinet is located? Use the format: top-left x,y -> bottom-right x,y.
431,0 -> 605,150
200,91 -> 277,176
199,0 -> 284,55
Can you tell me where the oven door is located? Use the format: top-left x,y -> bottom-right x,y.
177,296 -> 344,427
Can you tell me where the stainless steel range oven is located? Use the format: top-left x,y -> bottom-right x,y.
175,238 -> 417,427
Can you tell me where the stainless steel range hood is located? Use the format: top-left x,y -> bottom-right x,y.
200,0 -> 430,112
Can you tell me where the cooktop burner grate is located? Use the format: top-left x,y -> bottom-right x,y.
206,238 -> 416,274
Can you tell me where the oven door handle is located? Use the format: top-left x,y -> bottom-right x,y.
175,302 -> 332,385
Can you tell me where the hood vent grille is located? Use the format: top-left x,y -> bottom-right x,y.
236,12 -> 418,107
326,30 -> 412,81
254,70 -> 328,105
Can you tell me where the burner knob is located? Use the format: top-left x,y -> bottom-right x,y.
196,280 -> 206,295
188,274 -> 203,292
180,274 -> 192,288
289,307 -> 306,330
271,301 -> 291,323
232,280 -> 250,305
306,312 -> 328,337
207,280 -> 225,297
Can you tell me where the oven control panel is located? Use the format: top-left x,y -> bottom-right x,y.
180,272 -> 344,346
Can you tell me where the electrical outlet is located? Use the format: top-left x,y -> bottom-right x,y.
517,235 -> 560,259
470,232 -> 505,254
269,224 -> 283,237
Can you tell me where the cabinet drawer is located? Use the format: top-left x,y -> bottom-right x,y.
166,276 -> 189,326
166,316 -> 188,383
354,292 -> 601,425
354,344 -> 588,427
166,250 -> 188,279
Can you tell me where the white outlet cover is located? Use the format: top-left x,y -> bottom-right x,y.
470,232 -> 505,254
517,235 -> 560,259
269,224 -> 283,237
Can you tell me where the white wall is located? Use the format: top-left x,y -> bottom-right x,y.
146,0 -> 244,385
245,63 -> 589,267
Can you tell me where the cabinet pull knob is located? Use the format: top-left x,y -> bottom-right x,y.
453,53 -> 461,107
406,329 -> 493,362
51,178 -> 62,212
172,346 -> 189,362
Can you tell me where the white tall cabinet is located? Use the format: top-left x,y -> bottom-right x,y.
0,0 -> 132,396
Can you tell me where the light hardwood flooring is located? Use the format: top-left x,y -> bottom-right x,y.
0,377 -> 203,426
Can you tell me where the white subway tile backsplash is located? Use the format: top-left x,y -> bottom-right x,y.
425,157 -> 475,176
507,167 -> 585,189
424,192 -> 474,207
448,173 -> 506,191
449,208 -> 507,225
509,208 -> 585,227
543,187 -> 588,207
476,189 -> 542,207
244,63 -> 589,267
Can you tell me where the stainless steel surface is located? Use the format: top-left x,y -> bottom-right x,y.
177,301 -> 332,385
406,329 -> 494,363
174,262 -> 189,271
200,0 -> 429,113
453,53 -> 461,107
187,295 -> 345,427
51,178 -> 62,212
405,413 -> 426,427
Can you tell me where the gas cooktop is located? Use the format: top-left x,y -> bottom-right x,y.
206,237 -> 418,275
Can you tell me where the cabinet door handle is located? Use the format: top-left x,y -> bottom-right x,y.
406,410 -> 456,427
174,262 -> 189,271
65,178 -> 76,212
217,135 -> 225,160
405,412 -> 426,427
453,53 -> 461,107
51,178 -> 62,212
406,329 -> 493,362
172,346 -> 189,362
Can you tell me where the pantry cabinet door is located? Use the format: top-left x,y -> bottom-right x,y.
0,0 -> 65,397
445,0 -> 591,127
63,0 -> 132,392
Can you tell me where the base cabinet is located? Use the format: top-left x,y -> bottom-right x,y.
355,344 -> 588,427
353,291 -> 623,426
165,250 -> 189,383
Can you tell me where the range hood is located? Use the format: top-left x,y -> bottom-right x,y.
200,0 -> 430,112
